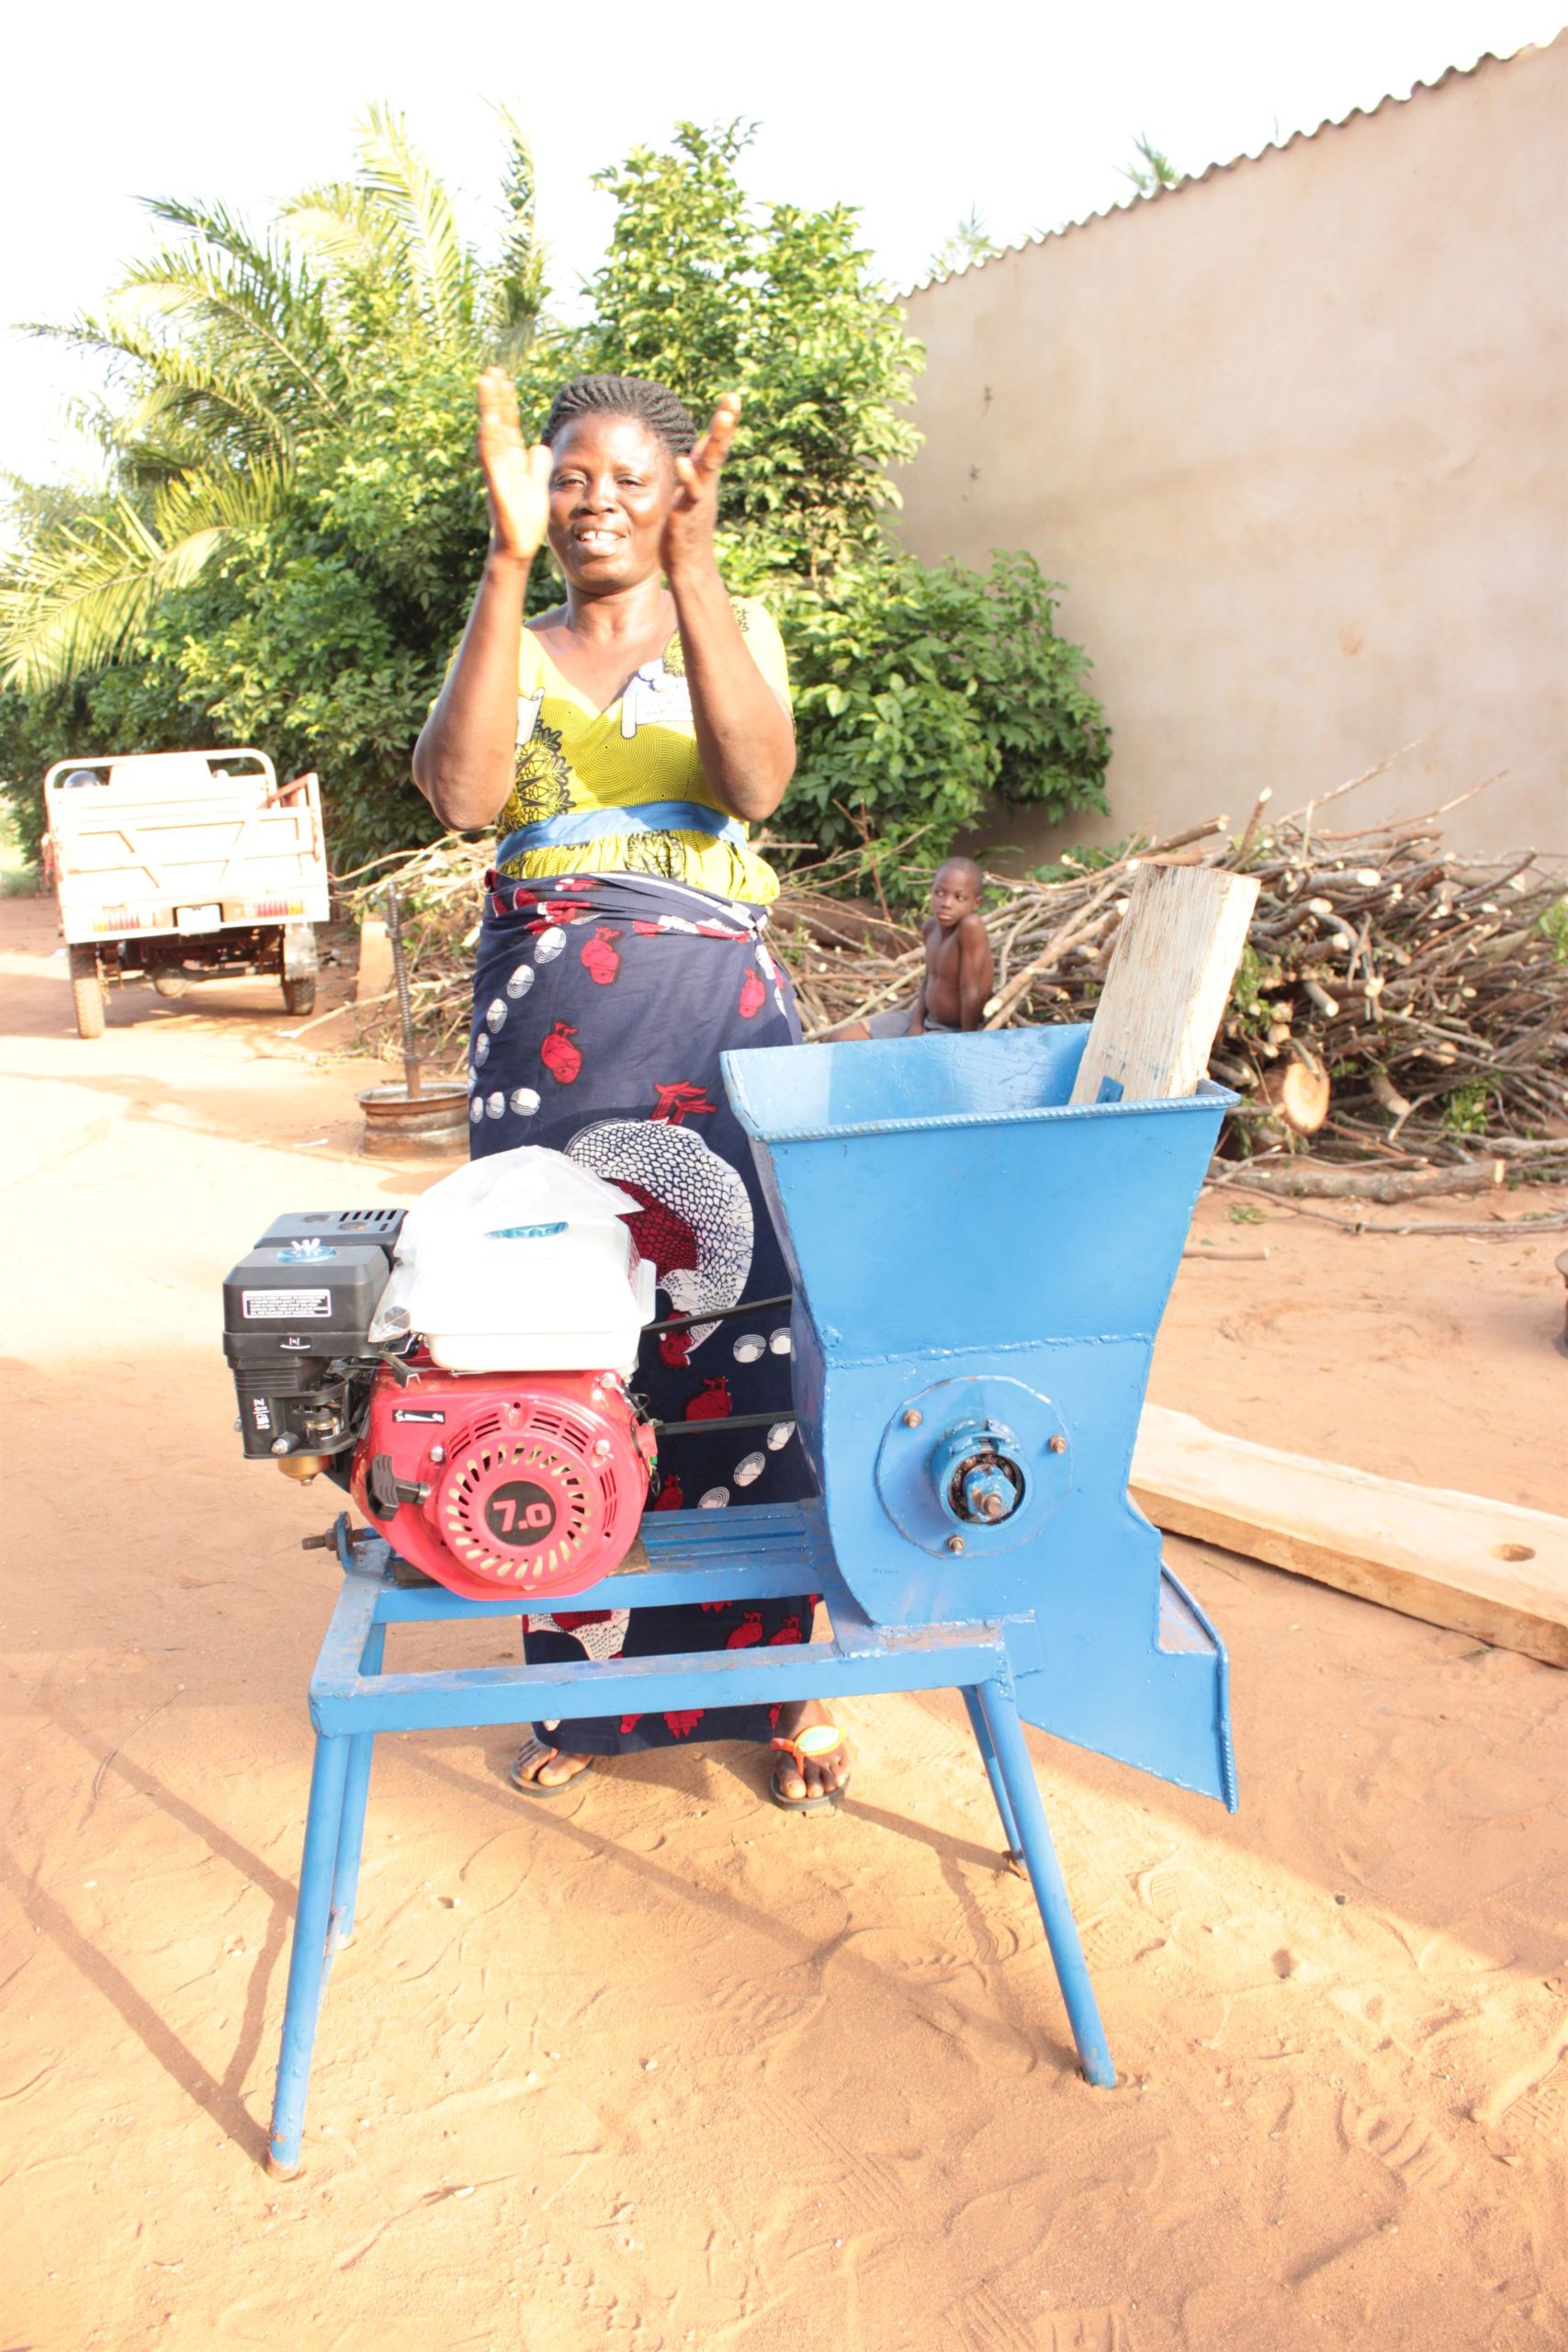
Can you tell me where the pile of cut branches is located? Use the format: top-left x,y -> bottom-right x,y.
339,769 -> 1567,1181
772,779 -> 1567,1176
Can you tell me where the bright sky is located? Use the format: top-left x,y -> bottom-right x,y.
5,0 -> 1563,490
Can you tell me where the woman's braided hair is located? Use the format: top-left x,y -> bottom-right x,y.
541,373 -> 697,458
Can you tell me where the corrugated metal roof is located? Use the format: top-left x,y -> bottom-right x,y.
908,33 -> 1565,293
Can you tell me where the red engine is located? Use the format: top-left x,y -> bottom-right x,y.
351,1363 -> 658,1602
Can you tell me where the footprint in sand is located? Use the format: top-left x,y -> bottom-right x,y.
1517,2060 -> 1568,2135
1346,2098 -> 1459,2189
1470,2022 -> 1568,2132
1077,1905 -> 1167,1971
1046,2315 -> 1134,2352
704,1971 -> 825,2061
947,2278 -> 1133,2352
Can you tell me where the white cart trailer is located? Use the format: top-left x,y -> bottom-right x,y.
42,749 -> 331,1037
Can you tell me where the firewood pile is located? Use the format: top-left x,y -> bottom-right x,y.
776,792 -> 1567,1177
340,773 -> 1568,1180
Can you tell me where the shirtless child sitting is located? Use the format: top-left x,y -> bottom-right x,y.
831,857 -> 995,1039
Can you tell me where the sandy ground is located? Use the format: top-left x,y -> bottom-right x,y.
3,890 -> 1565,2352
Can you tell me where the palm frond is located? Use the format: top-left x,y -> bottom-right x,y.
354,102 -> 474,343
282,181 -> 394,275
1,471 -> 119,549
119,368 -> 287,463
140,196 -> 341,345
111,237 -> 345,424
151,458 -> 289,542
33,311 -> 299,476
1,502 -> 189,687
490,107 -> 547,363
0,460 -> 290,691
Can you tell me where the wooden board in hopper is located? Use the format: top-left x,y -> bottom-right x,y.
1069,860 -> 1260,1105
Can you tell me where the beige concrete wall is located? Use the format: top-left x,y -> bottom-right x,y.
896,39 -> 1568,865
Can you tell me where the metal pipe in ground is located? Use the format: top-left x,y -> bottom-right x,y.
356,885 -> 468,1155
385,885 -> 422,1100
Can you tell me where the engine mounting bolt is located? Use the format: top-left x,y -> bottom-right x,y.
902,1408 -> 923,1429
946,1534 -> 965,1554
429,1444 -> 446,1465
1048,1435 -> 1066,1454
270,1437 -> 291,1455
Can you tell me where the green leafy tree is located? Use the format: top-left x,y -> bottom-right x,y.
582,121 -> 919,585
2,115 -> 1109,885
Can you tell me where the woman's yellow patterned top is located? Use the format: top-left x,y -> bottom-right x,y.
493,596 -> 787,906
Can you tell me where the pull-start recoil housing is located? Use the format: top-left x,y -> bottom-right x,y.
352,1364 -> 656,1601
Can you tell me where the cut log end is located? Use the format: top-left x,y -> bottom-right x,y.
1259,1053 -> 1331,1136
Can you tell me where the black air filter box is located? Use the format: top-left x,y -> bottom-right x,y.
222,1233 -> 394,1460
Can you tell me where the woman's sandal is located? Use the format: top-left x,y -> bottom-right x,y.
770,1722 -> 851,1815
510,1735 -> 595,1798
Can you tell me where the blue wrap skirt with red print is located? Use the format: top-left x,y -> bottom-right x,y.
468,867 -> 817,1753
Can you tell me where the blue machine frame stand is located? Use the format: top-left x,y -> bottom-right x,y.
265,1023 -> 1238,2176
266,1508 -> 1130,2175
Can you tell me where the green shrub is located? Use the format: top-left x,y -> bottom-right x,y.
781,550 -> 1107,882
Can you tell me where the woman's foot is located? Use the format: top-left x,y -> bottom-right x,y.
770,1699 -> 852,1810
511,1734 -> 595,1796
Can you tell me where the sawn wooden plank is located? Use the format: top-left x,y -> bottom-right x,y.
1131,1405 -> 1568,1668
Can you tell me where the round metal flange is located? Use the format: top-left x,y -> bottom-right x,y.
875,1375 -> 1071,1557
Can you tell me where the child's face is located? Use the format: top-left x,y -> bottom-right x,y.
931,866 -> 979,925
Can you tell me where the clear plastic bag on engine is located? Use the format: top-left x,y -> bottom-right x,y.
369,1145 -> 656,1374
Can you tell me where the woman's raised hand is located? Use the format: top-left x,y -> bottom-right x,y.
477,367 -> 552,567
662,392 -> 741,578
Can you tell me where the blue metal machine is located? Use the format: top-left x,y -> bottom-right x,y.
264,1023 -> 1235,2177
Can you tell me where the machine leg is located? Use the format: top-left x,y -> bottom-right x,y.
327,1624 -> 383,1955
327,1736 -> 376,1955
977,1679 -> 1116,2087
962,1686 -> 1023,1860
267,1732 -> 351,2177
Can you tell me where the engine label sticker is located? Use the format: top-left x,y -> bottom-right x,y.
243,1287 -> 331,1318
485,1478 -> 558,1544
392,1408 -> 446,1424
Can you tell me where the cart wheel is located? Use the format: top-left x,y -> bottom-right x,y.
282,977 -> 316,1016
152,970 -> 189,999
69,944 -> 106,1038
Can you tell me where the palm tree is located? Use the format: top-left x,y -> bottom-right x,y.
1,107 -> 547,692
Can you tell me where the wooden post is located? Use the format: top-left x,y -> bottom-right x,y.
1069,861 -> 1260,1106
